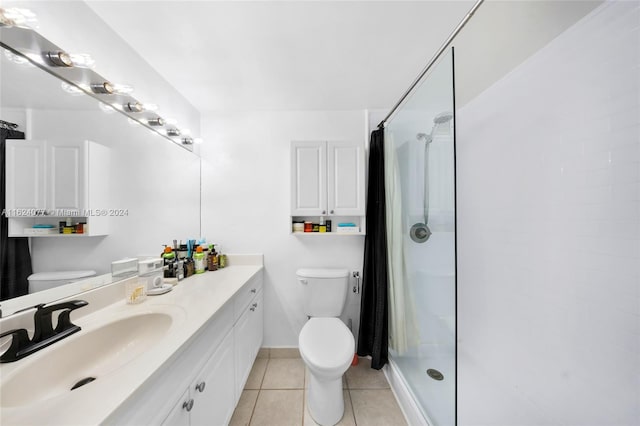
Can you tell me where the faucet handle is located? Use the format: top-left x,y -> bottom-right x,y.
33,300 -> 88,342
0,329 -> 31,363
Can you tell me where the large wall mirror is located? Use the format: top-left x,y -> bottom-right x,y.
1,41 -> 201,316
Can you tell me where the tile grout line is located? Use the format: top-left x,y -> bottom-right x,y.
248,389 -> 260,426
248,356 -> 270,426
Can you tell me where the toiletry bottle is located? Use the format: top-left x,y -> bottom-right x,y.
162,246 -> 177,278
184,258 -> 195,278
208,244 -> 218,271
202,245 -> 209,270
219,252 -> 227,269
194,246 -> 206,274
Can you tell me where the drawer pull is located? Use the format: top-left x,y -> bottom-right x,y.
183,399 -> 194,412
195,381 -> 206,392
250,288 -> 257,293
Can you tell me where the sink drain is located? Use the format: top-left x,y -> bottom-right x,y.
427,369 -> 444,381
71,377 -> 96,390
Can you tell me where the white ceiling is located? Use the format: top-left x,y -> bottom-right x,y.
86,1 -> 475,113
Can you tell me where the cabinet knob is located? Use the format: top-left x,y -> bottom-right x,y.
252,303 -> 258,308
250,307 -> 256,312
330,210 -> 334,214
195,381 -> 206,393
322,210 -> 326,214
183,399 -> 194,412
250,288 -> 257,293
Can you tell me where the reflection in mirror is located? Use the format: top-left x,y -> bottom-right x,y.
0,45 -> 201,316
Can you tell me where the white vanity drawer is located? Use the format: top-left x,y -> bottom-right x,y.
233,272 -> 263,323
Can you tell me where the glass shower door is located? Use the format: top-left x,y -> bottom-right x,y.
384,48 -> 456,426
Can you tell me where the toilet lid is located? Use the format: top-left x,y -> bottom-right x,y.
27,270 -> 97,281
299,318 -> 355,370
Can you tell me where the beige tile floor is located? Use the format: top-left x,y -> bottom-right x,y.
230,348 -> 407,426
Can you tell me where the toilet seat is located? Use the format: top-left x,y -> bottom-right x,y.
299,318 -> 354,374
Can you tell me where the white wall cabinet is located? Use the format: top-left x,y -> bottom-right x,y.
106,272 -> 264,426
5,140 -> 110,237
291,141 -> 366,234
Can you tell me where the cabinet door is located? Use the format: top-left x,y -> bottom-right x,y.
191,331 -> 235,426
48,140 -> 87,212
248,290 -> 264,359
291,141 -> 327,215
162,388 -> 192,426
234,304 -> 252,401
5,140 -> 46,215
327,141 -> 365,216
234,291 -> 264,400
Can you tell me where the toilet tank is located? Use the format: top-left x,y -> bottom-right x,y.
27,270 -> 96,294
297,268 -> 349,317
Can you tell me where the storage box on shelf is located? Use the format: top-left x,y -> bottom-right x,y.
5,139 -> 110,237
290,140 -> 366,236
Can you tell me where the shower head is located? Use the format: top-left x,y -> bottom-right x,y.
433,112 -> 453,124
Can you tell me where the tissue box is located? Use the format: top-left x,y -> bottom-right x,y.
337,223 -> 359,233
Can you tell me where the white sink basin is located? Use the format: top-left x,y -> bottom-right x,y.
1,305 -> 185,408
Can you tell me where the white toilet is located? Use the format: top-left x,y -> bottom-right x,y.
27,270 -> 96,294
297,268 -> 355,426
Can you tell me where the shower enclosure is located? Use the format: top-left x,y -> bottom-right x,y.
384,48 -> 456,425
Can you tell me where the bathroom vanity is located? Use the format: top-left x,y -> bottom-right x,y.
0,257 -> 263,425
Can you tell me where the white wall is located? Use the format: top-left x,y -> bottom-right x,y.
201,110 -> 368,347
457,2 -> 639,424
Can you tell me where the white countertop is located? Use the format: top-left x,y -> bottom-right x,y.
0,260 -> 263,425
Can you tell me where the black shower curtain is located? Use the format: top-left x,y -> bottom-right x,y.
1,128 -> 32,300
357,128 -> 389,370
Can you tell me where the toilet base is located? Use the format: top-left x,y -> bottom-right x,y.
307,369 -> 344,426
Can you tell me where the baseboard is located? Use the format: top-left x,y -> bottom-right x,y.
384,358 -> 432,426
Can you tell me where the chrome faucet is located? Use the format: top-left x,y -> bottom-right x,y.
0,300 -> 88,363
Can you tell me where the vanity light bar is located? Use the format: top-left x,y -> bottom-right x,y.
4,20 -> 201,151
